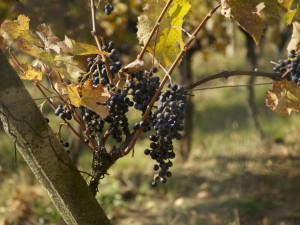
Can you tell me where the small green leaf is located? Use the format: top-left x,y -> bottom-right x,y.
285,9 -> 297,25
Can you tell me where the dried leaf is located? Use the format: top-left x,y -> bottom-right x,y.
81,80 -> 110,118
64,36 -> 110,56
36,24 -> 66,54
221,0 -> 283,44
287,22 -> 300,52
221,0 -> 265,45
54,55 -> 85,81
123,59 -> 148,74
67,80 -> 110,118
265,80 -> 300,116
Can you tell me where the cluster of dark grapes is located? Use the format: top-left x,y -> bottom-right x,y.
52,44 -> 188,187
105,89 -> 134,143
104,3 -> 114,15
128,69 -> 160,114
54,104 -> 72,120
144,84 -> 187,187
273,49 -> 300,85
84,41 -> 121,87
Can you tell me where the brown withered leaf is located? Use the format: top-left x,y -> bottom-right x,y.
265,80 -> 300,116
81,80 -> 110,118
67,80 -> 110,118
123,59 -> 148,74
287,22 -> 300,52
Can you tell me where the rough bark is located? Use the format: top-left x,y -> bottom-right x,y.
0,49 -> 111,225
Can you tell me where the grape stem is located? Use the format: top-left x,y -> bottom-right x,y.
184,70 -> 282,90
137,0 -> 173,61
90,0 -> 113,83
123,3 -> 222,155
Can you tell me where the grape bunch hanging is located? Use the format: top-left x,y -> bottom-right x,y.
54,40 -> 186,187
273,49 -> 300,84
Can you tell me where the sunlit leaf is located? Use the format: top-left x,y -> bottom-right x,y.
67,84 -> 81,107
19,64 -> 44,81
1,14 -> 32,41
287,22 -> 300,52
64,36 -> 110,56
67,80 -> 110,118
81,80 -> 110,118
221,0 -> 283,45
137,0 -> 191,66
265,80 -> 300,116
54,55 -> 85,81
280,0 -> 294,10
285,9 -> 297,25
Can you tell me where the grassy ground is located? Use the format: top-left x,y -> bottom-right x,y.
1,39 -> 300,225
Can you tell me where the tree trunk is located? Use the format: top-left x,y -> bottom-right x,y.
0,49 -> 111,225
242,30 -> 264,138
179,46 -> 197,161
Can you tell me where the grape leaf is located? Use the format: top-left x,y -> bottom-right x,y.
137,0 -> 191,66
67,80 -> 110,118
1,15 -> 108,81
19,64 -> 44,81
1,14 -> 30,40
221,0 -> 283,45
287,21 -> 300,52
281,0 -> 295,10
265,80 -> 300,116
81,80 -> 110,118
54,55 -> 85,81
67,84 -> 81,107
64,36 -> 110,56
285,9 -> 297,25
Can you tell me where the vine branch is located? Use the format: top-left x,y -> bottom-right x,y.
184,70 -> 281,90
123,3 -> 222,155
90,0 -> 113,83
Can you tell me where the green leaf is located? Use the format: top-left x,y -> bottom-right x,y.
285,9 -> 297,24
137,0 -> 191,67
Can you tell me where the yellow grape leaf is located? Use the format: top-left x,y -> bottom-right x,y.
1,16 -> 102,81
285,9 -> 297,25
137,0 -> 191,67
19,64 -> 43,81
287,22 -> 300,52
67,80 -> 110,118
265,80 -> 300,116
64,36 -> 110,56
221,0 -> 283,45
1,14 -> 29,40
67,84 -> 81,107
280,0 -> 294,10
54,55 -> 85,81
81,80 -> 110,118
